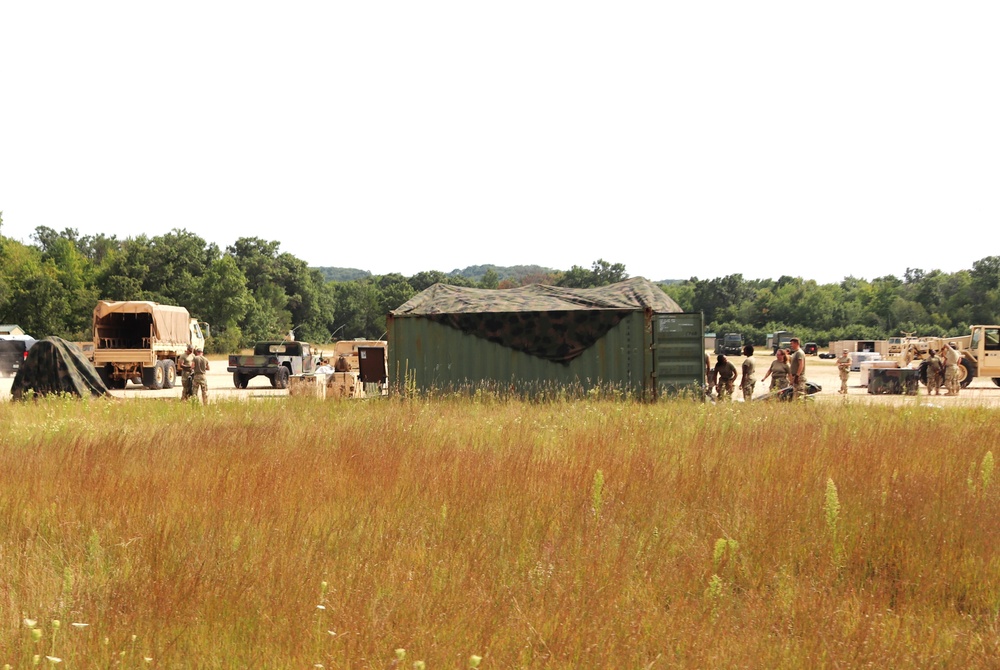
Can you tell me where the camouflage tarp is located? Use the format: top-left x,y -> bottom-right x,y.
391,277 -> 681,315
390,278 -> 681,363
11,337 -> 110,400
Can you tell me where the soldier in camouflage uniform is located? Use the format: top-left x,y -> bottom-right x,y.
942,342 -> 962,396
191,347 -> 210,404
740,344 -> 756,401
836,348 -> 851,394
704,352 -> 716,398
788,338 -> 807,400
179,344 -> 195,401
715,354 -> 737,400
762,348 -> 790,391
925,350 -> 943,395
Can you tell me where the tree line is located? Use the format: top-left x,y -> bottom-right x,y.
1,216 -> 997,351
0,218 -> 630,352
660,261 -> 1000,346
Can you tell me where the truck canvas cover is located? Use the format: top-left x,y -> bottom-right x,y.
391,277 -> 681,363
94,301 -> 191,345
10,337 -> 109,400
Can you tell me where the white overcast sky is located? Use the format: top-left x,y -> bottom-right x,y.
1,2 -> 998,284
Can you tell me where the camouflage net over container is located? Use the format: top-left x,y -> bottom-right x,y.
10,337 -> 110,400
391,277 -> 681,363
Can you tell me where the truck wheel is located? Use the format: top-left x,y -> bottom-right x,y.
993,378 -> 1000,388
233,372 -> 248,389
271,367 -> 289,389
142,363 -> 165,390
959,359 -> 976,388
162,361 -> 176,389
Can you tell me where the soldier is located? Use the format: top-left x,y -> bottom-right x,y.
334,354 -> 351,372
942,342 -> 962,396
715,354 -> 737,400
178,344 -> 195,401
925,349 -> 943,395
788,338 -> 807,400
836,348 -> 851,394
191,347 -> 210,404
761,348 -> 790,392
740,344 -> 756,401
704,352 -> 716,398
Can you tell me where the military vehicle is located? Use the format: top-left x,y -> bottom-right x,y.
715,333 -> 744,356
0,336 -> 37,376
229,340 -> 317,389
92,301 -> 209,390
766,330 -> 794,355
324,339 -> 388,399
899,325 -> 1000,388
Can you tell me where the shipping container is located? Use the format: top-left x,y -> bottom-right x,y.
386,278 -> 705,399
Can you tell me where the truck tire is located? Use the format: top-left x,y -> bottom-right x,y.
959,359 -> 976,389
162,361 -> 176,389
233,372 -> 248,389
142,362 -> 165,390
993,378 -> 1000,388
271,366 -> 289,389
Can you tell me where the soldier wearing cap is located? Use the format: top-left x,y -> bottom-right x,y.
191,347 -> 210,404
836,348 -> 851,394
788,338 -> 807,400
179,344 -> 195,401
942,341 -> 962,396
925,348 -> 943,395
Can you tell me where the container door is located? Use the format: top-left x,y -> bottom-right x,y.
653,313 -> 705,397
358,347 -> 387,384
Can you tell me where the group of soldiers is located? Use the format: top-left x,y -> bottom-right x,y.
705,338 -> 810,402
177,344 -> 210,403
706,338 -> 966,401
923,342 -> 965,396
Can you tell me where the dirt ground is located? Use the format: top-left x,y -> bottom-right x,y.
2,352 -> 999,406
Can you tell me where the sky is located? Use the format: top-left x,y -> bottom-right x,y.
1,2 -> 998,285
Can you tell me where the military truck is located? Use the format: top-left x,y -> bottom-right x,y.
766,330 -> 794,355
714,333 -> 744,356
92,301 -> 208,389
897,325 -> 1000,388
229,340 -> 317,389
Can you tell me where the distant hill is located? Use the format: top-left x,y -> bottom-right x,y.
312,264 -> 557,283
314,267 -> 373,282
311,264 -> 682,285
447,264 -> 556,283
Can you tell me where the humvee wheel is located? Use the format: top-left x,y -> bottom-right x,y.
271,366 -> 290,389
233,372 -> 248,389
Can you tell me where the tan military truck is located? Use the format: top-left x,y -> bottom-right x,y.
901,325 -> 1000,388
92,301 -> 209,389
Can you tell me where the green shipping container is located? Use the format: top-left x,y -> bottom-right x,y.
386,278 -> 705,398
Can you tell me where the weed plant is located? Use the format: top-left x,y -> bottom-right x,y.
0,395 -> 998,667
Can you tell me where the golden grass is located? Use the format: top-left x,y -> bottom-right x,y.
1,396 -> 998,668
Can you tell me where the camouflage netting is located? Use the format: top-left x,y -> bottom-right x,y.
10,337 -> 110,400
391,277 -> 681,362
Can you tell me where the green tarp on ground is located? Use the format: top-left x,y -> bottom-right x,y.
390,277 -> 681,363
10,337 -> 110,400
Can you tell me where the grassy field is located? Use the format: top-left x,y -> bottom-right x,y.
1,396 -> 998,668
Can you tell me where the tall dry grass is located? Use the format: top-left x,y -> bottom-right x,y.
0,395 -> 998,668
